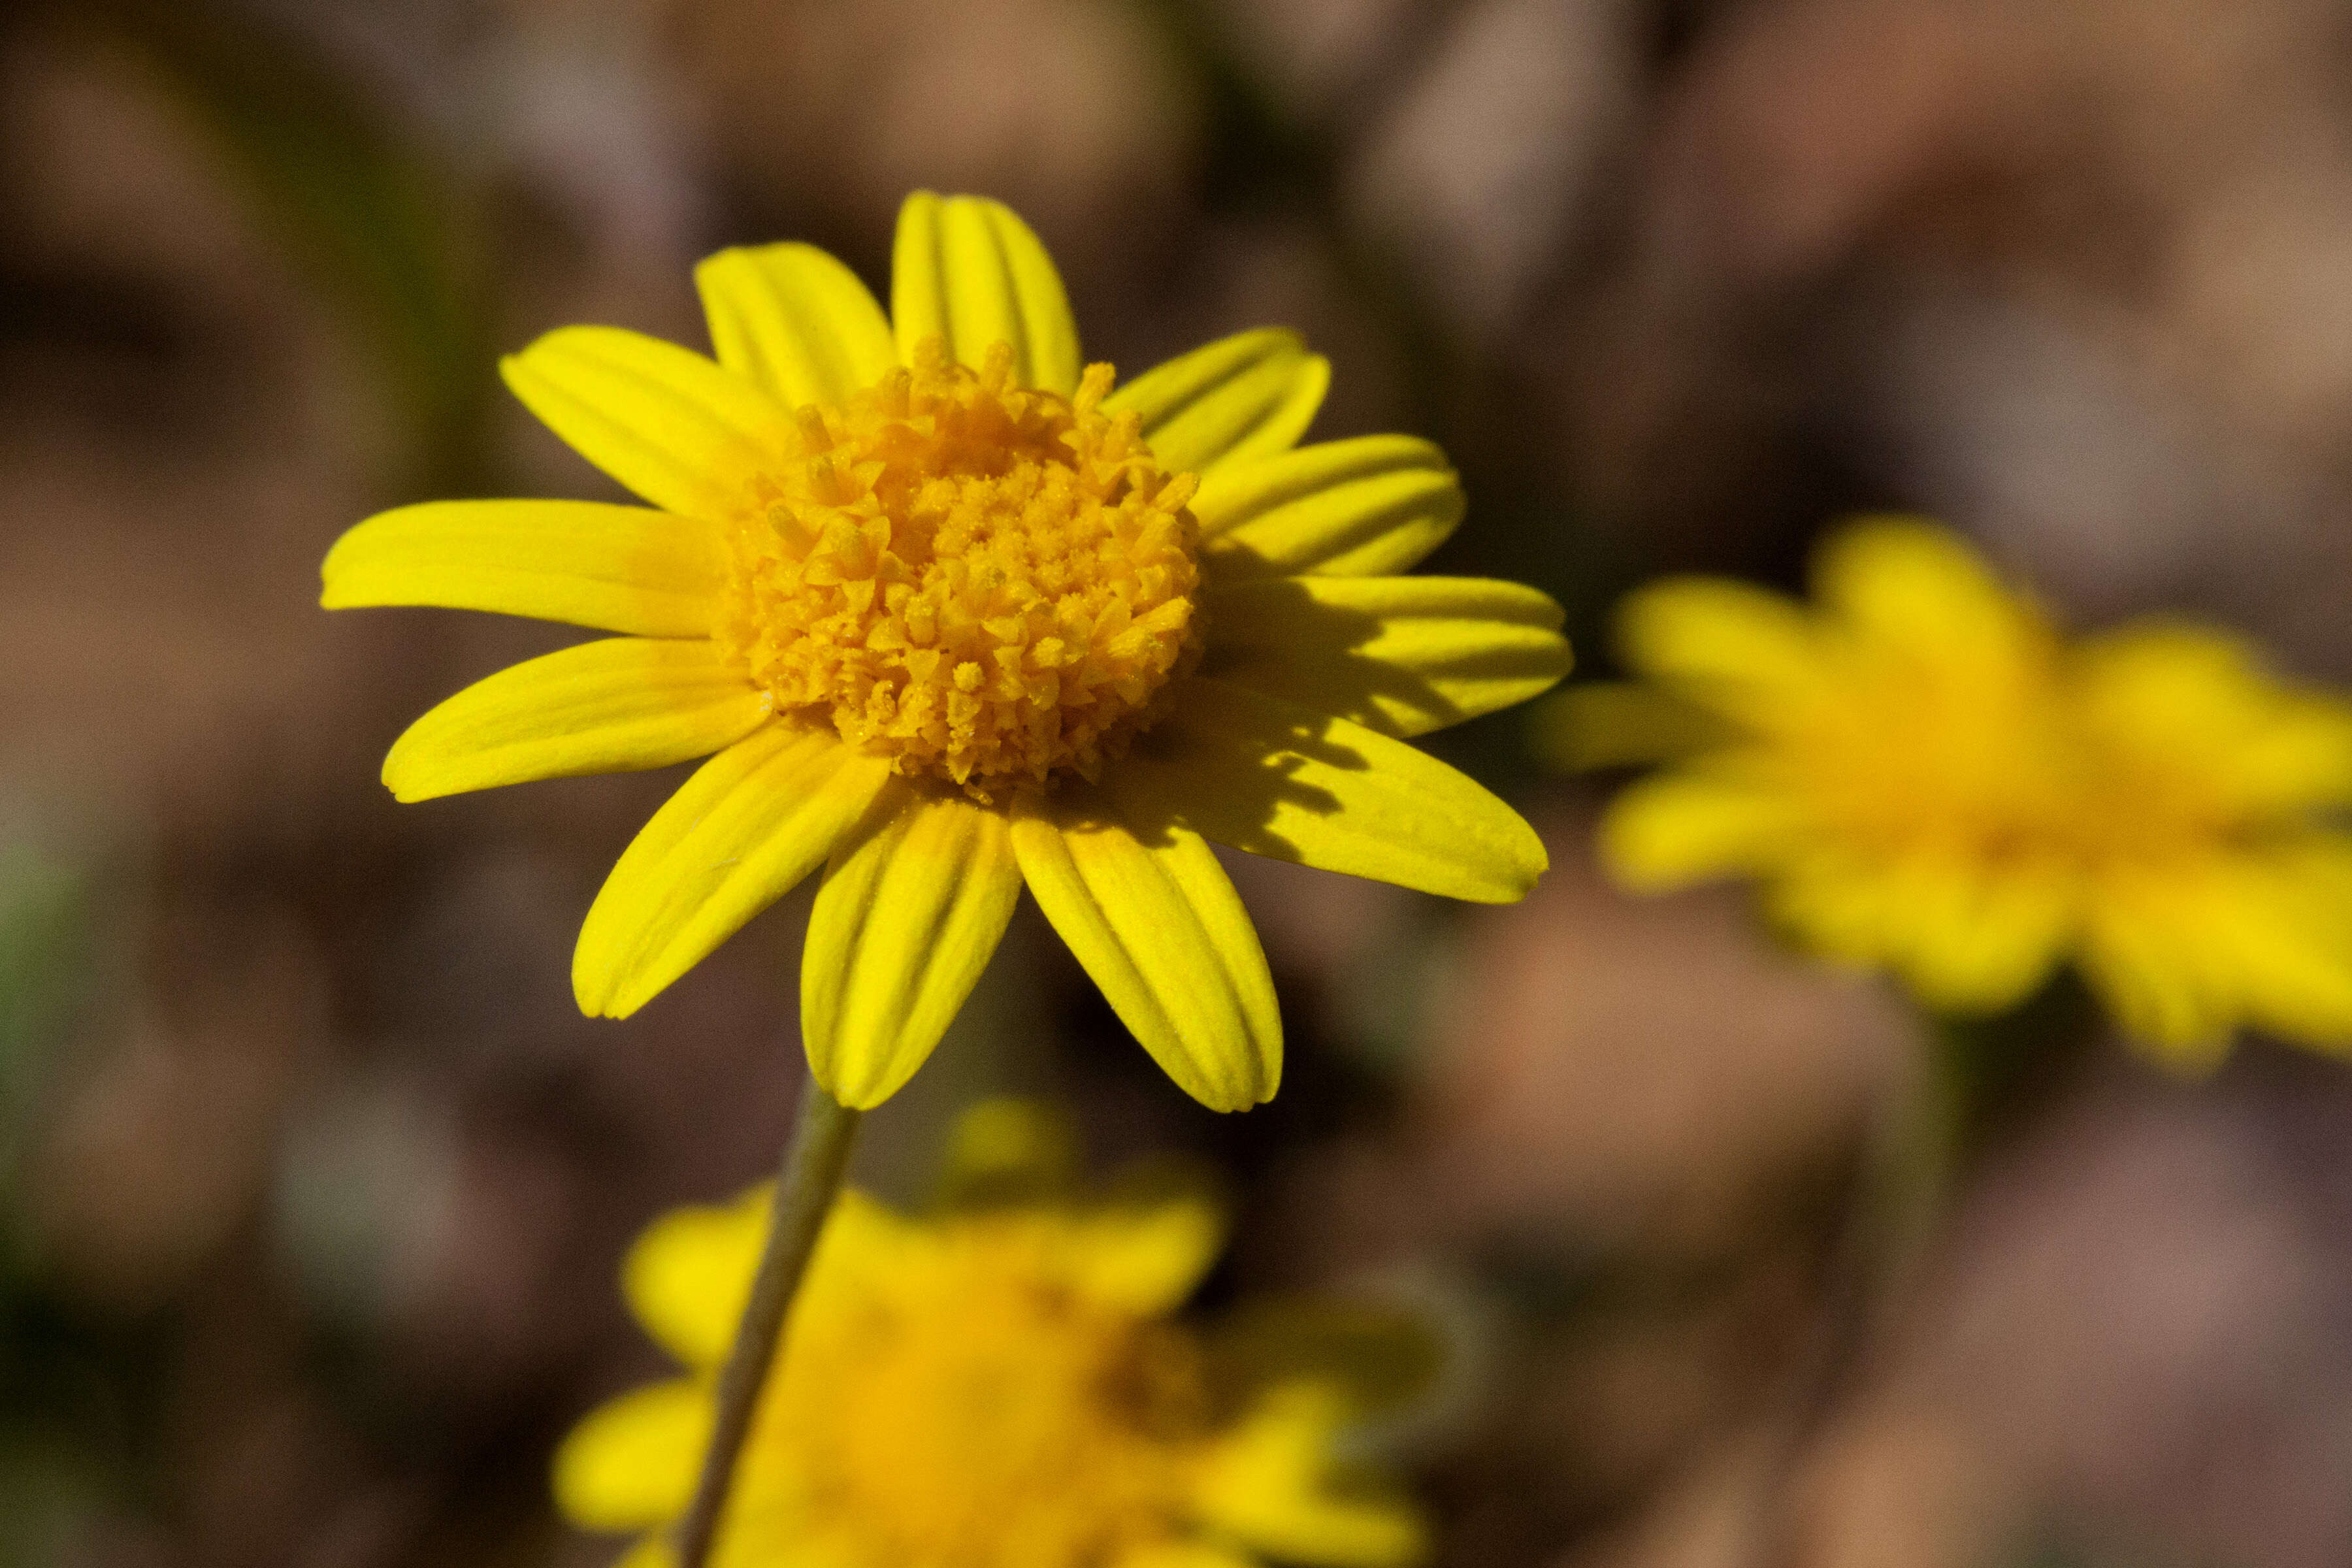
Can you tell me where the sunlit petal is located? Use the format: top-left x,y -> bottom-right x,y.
891,191 -> 1081,393
501,325 -> 789,520
383,639 -> 770,803
1196,436 -> 1461,580
1065,1194 -> 1226,1314
1105,329 -> 1329,476
574,725 -> 894,1017
697,242 -> 900,409
321,499 -> 726,636
1601,769 -> 1802,891
802,783 -> 1024,1108
1011,782 -> 1281,1111
1111,678 -> 1546,904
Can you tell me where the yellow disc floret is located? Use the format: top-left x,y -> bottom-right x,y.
715,338 -> 1203,797
737,1208 -> 1213,1568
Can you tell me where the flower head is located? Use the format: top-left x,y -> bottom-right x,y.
1558,517 -> 2352,1066
556,1101 -> 1434,1568
323,192 -> 1565,1111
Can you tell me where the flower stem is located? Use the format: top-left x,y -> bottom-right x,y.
1754,982 -> 2098,1567
671,1076 -> 862,1568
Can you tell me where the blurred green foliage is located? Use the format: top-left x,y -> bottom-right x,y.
0,840 -> 128,1568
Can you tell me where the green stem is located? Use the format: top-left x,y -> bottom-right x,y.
1861,1017 -> 1974,1302
1756,986 -> 2095,1567
672,1077 -> 862,1568
1751,1016 -> 1969,1568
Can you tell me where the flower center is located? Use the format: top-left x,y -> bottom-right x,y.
1788,636 -> 2240,870
715,338 -> 1203,798
742,1217 -> 1212,1568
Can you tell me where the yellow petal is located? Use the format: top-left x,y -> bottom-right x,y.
1117,1543 -> 1259,1568
1761,852 -> 1925,976
1067,1193 -> 1228,1313
1880,858 -> 2072,1015
500,325 -> 789,521
623,1188 -> 915,1373
2083,847 -> 2352,1064
1195,436 -> 1462,580
1105,329 -> 1330,477
551,1379 -> 710,1531
1614,577 -> 1821,719
2077,878 -> 2239,1067
1529,681 -> 1730,772
2076,622 -> 2352,815
321,500 -> 726,636
574,725 -> 894,1017
890,191 -> 1081,394
614,1537 -> 676,1568
937,1097 -> 1083,1208
2227,845 -> 2352,1048
1203,575 -> 1571,737
1813,517 -> 2029,659
800,783 -> 1024,1109
623,1192 -> 766,1367
801,1186 -> 924,1281
1010,781 -> 1281,1111
1190,1384 -> 1427,1568
382,639 -> 771,803
696,242 -> 900,410
1111,678 -> 1546,905
1599,770 -> 1801,890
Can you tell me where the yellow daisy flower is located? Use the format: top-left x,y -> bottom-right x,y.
1562,517 -> 2352,1066
323,191 -> 1565,1111
555,1102 -> 1434,1568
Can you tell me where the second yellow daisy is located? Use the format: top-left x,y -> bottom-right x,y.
1554,518 -> 2352,1066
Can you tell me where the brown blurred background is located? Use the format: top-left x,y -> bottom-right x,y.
9,2 -> 2352,1565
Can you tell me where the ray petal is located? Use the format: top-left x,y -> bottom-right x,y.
1108,678 -> 1545,904
1195,436 -> 1462,580
890,191 -> 1081,393
1066,1194 -> 1227,1313
622,1193 -> 766,1369
500,325 -> 789,521
574,725 -> 894,1017
696,242 -> 900,410
551,1379 -> 710,1532
1010,782 -> 1281,1111
1190,1386 -> 1427,1568
801,783 -> 1024,1109
1203,575 -> 1571,737
382,638 -> 771,802
1104,329 -> 1330,477
321,499 -> 725,636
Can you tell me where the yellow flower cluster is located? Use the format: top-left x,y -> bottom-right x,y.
1558,519 -> 2352,1065
558,1104 -> 1432,1568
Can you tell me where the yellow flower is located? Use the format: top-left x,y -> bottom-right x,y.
1558,517 -> 2352,1066
555,1102 -> 1434,1568
323,191 -> 1565,1111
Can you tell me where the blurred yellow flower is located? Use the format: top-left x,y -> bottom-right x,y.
1557,517 -> 2352,1066
556,1102 -> 1432,1568
323,191 -> 1564,1112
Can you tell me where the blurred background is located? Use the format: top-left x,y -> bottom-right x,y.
10,1 -> 2352,1564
